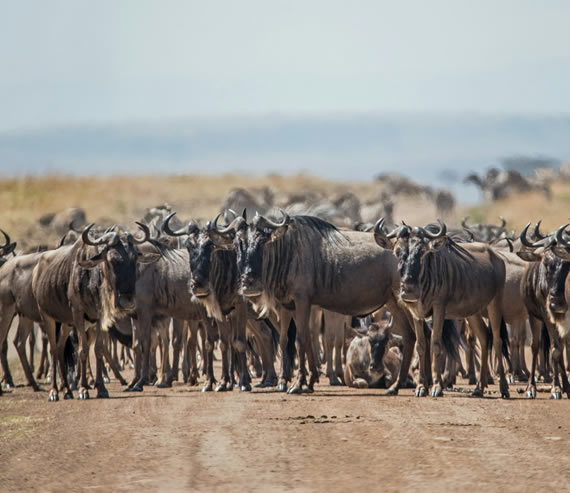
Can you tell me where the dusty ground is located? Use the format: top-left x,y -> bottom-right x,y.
1,358 -> 570,493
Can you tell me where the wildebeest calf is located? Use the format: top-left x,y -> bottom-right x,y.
344,323 -> 403,389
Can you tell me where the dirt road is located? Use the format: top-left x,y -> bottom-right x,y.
1,365 -> 570,493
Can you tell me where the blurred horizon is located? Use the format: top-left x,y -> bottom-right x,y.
1,1 -> 570,202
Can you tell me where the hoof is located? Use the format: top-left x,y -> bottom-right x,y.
276,383 -> 288,392
48,392 -> 59,402
329,379 -> 342,386
384,386 -> 399,396
471,388 -> 484,398
240,384 -> 252,392
202,383 -> 213,392
225,382 -> 234,391
506,374 -> 514,385
468,376 -> 477,386
500,390 -> 510,399
78,389 -> 89,400
287,384 -> 303,394
155,381 -> 172,389
130,384 -> 144,392
550,391 -> 562,400
301,385 -> 314,393
103,376 -> 110,384
97,389 -> 110,399
214,383 -> 227,392
415,386 -> 427,397
64,390 -> 74,400
525,387 -> 536,399
431,386 -> 443,398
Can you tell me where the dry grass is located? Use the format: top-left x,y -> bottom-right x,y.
1,174 -> 569,249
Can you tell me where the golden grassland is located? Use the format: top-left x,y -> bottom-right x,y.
0,173 -> 569,247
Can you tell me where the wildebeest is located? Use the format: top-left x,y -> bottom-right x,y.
164,212 -> 278,391
517,223 -> 570,399
344,321 -> 403,389
31,223 -> 160,401
208,210 -> 417,395
375,219 -> 509,398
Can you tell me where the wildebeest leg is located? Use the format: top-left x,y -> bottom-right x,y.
93,324 -> 109,398
54,323 -> 74,400
36,331 -> 49,381
1,337 -> 15,389
429,307 -> 446,397
289,300 -> 318,394
167,319 -> 184,386
41,317 -> 61,401
13,317 -> 40,390
200,319 -> 216,391
231,307 -> 251,392
100,333 -> 127,386
276,311 -> 294,392
28,326 -> 36,373
0,303 -> 17,396
155,318 -> 172,388
385,303 -> 415,395
333,317 -> 345,385
510,320 -> 528,382
524,316 -> 541,398
543,321 -> 569,399
412,318 -> 428,397
188,320 -> 200,386
322,312 -> 340,386
248,319 -> 277,387
130,309 -> 152,391
464,322 -> 478,385
467,315 -> 490,397
216,320 -> 232,391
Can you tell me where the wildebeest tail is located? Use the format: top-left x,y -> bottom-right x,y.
262,318 -> 280,355
286,318 -> 297,363
109,325 -> 133,347
541,321 -> 550,365
499,317 -> 510,365
442,319 -> 462,364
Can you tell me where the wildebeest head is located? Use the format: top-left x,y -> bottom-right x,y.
518,222 -> 570,321
0,230 -> 16,266
375,218 -> 448,303
237,210 -> 290,297
367,321 -> 393,376
163,212 -> 214,297
79,222 -> 160,311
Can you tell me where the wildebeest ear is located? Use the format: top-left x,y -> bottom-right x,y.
374,235 -> 394,250
516,250 -> 542,262
136,250 -> 161,264
78,250 -> 107,269
269,225 -> 288,243
208,231 -> 236,250
427,237 -> 446,252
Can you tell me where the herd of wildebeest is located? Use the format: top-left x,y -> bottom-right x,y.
1,192 -> 570,403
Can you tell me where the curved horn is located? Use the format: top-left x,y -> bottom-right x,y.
498,216 -> 506,229
242,208 -> 247,221
533,220 -> 546,240
227,209 -> 238,219
81,223 -> 104,246
461,216 -> 469,229
555,223 -> 570,247
423,219 -> 447,239
520,223 -> 546,249
211,213 -> 241,235
262,209 -> 290,229
133,222 -> 151,244
163,212 -> 188,237
374,217 -> 386,237
0,229 -> 10,249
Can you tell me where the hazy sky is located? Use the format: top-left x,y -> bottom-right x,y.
1,1 -> 570,131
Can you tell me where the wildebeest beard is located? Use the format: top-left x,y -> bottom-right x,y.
98,245 -> 137,331
240,216 -> 348,319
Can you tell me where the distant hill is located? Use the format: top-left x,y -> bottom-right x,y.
1,113 -> 569,202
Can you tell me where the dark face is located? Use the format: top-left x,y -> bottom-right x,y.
187,233 -> 215,297
542,252 -> 570,319
368,328 -> 390,374
105,241 -> 138,311
393,236 -> 426,302
239,226 -> 271,297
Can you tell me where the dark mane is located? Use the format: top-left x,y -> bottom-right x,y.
289,215 -> 347,246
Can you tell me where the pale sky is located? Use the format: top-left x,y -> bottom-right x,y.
1,1 -> 570,131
